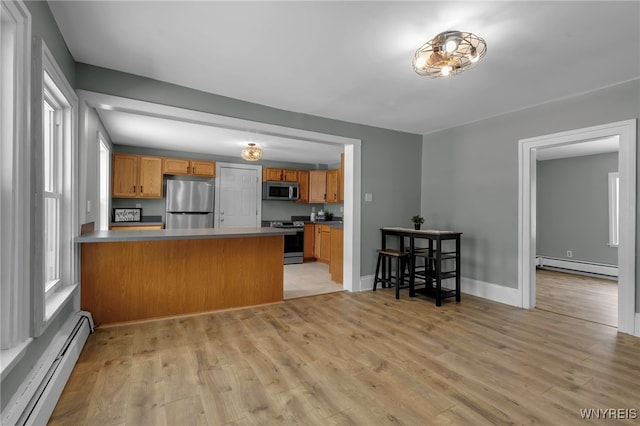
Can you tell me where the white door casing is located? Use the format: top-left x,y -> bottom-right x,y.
215,163 -> 261,228
518,120 -> 636,335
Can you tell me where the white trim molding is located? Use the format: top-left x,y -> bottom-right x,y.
635,313 -> 640,338
0,0 -> 31,368
461,277 -> 521,308
519,120 -> 636,335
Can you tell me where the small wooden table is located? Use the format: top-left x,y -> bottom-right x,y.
380,227 -> 462,306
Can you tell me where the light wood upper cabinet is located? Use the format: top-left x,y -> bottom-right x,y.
309,170 -> 327,203
163,158 -> 216,177
191,160 -> 216,177
138,156 -> 163,198
297,170 -> 309,203
326,170 -> 339,203
112,154 -> 138,197
112,154 -> 162,199
262,168 -> 298,182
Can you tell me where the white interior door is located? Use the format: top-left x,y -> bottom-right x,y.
216,164 -> 261,228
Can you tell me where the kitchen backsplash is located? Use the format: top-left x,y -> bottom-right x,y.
112,197 -> 342,224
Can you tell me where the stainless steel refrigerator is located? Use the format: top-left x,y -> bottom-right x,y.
165,179 -> 214,229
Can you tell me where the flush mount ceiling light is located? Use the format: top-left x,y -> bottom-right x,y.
413,30 -> 487,78
241,142 -> 262,161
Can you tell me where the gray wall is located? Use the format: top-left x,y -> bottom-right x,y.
2,0 -> 77,414
75,64 -> 423,275
537,152 -> 618,265
421,79 -> 639,311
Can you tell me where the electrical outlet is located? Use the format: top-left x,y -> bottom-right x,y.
365,193 -> 373,202
566,250 -> 573,258
136,203 -> 141,208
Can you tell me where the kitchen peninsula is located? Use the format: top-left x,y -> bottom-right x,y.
76,227 -> 295,325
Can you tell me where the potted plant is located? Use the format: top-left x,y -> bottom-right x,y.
411,215 -> 424,230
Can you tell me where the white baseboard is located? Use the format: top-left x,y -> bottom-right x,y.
635,313 -> 640,338
537,256 -> 618,278
461,277 -> 522,308
1,311 -> 94,426
358,275 -> 375,292
358,274 -> 520,308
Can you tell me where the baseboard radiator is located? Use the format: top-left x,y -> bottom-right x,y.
2,311 -> 94,426
536,256 -> 618,278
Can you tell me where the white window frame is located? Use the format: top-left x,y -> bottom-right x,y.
608,172 -> 620,247
33,40 -> 79,335
98,133 -> 111,231
0,0 -> 31,372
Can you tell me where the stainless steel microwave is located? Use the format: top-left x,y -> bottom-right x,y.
262,181 -> 299,201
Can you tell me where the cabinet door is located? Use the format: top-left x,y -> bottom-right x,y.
263,168 -> 283,181
112,154 -> 138,198
138,156 -> 163,198
303,223 -> 315,259
163,158 -> 190,175
309,171 -> 327,203
297,170 -> 309,203
191,160 -> 216,177
330,228 -> 343,284
313,224 -> 322,259
282,169 -> 298,182
326,170 -> 339,203
320,225 -> 331,263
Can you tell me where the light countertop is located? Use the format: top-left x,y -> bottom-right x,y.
76,227 -> 296,243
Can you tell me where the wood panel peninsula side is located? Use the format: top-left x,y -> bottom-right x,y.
76,227 -> 294,325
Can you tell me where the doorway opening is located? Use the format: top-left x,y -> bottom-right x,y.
518,120 -> 636,334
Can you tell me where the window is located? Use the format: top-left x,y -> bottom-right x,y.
34,40 -> 78,332
608,172 -> 620,247
43,94 -> 62,295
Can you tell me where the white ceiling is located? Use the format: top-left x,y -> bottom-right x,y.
49,1 -> 639,161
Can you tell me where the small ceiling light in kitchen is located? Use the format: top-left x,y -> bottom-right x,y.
412,30 -> 487,78
241,142 -> 262,161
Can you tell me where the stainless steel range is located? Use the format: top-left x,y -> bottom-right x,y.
269,221 -> 304,264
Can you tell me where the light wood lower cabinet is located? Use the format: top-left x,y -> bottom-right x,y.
320,225 -> 331,263
303,223 -> 315,259
330,227 -> 343,284
80,235 -> 284,325
313,224 -> 322,259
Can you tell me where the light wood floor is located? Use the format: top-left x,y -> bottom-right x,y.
536,269 -> 618,327
49,289 -> 639,425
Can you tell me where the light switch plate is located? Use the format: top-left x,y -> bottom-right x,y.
365,193 -> 373,202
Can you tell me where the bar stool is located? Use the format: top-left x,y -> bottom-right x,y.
373,249 -> 409,299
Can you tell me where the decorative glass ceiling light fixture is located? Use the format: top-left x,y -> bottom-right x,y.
241,142 -> 262,161
412,30 -> 487,77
